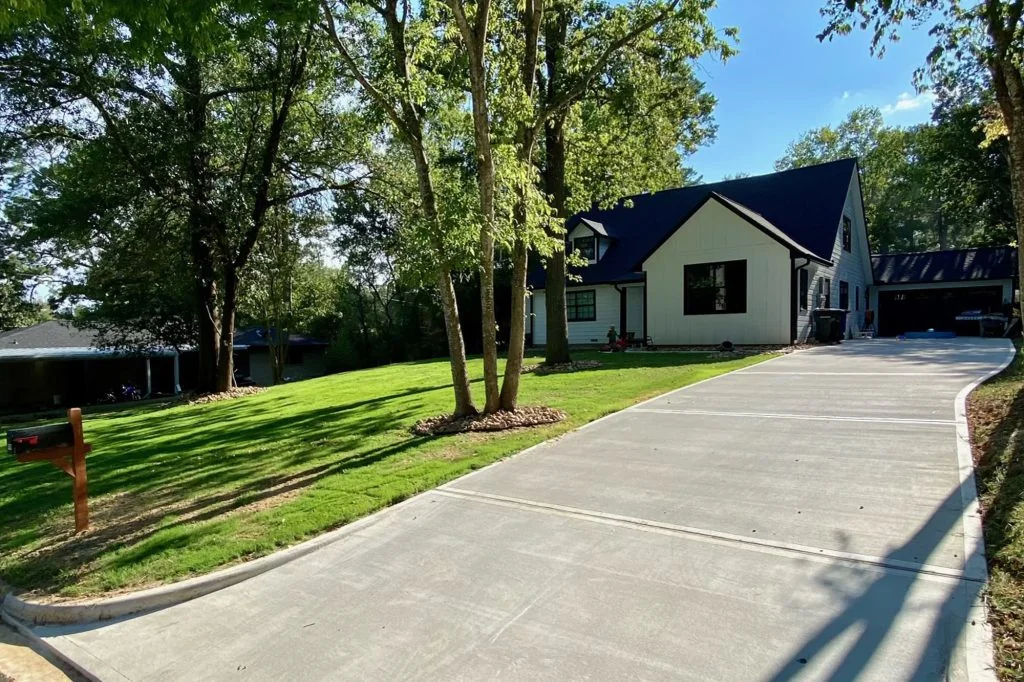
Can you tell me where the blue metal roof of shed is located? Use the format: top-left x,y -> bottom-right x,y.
872,246 -> 1018,285
529,158 -> 858,289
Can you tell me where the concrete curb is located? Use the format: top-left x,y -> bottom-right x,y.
1,351 -> 780,627
953,340 -> 1016,682
0,490 -> 425,626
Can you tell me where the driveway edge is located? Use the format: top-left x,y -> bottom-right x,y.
955,341 -> 1016,682
2,352 -> 782,628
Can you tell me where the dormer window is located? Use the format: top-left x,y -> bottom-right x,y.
573,236 -> 597,262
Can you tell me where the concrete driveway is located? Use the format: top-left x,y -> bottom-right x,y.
30,339 -> 1015,681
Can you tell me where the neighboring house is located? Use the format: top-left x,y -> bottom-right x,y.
871,246 -> 1018,337
0,321 -> 182,412
529,158 -> 873,345
233,328 -> 328,386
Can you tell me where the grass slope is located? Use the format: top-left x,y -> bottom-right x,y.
969,342 -> 1024,681
0,350 -> 766,599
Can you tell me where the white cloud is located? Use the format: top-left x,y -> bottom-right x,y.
881,91 -> 936,116
841,90 -> 852,100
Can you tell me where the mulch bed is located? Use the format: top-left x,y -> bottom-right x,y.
642,343 -> 817,355
520,360 -> 602,375
184,386 -> 267,406
412,405 -> 566,436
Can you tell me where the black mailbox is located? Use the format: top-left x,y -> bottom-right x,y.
5,408 -> 91,532
7,422 -> 75,456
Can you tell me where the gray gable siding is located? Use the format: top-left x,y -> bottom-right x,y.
795,171 -> 872,341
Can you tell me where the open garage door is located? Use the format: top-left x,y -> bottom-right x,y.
877,286 -> 1003,336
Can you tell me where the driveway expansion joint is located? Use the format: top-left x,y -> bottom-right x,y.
631,407 -> 958,426
434,487 -> 981,585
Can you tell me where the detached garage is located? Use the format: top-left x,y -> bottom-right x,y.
871,246 -> 1018,337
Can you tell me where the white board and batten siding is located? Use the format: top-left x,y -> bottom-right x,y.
794,171 -> 873,342
531,283 -> 643,345
642,198 -> 792,345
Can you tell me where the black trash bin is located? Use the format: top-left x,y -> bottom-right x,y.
812,308 -> 848,343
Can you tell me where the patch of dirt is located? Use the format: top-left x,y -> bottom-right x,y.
412,406 -> 566,436
521,360 -> 602,375
184,387 -> 267,405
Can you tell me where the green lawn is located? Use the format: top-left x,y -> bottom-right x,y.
969,342 -> 1024,681
0,350 -> 768,599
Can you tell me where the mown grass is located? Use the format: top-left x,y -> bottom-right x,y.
0,350 -> 767,599
969,341 -> 1024,681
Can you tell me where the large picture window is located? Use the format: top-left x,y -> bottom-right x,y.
684,260 -> 747,315
566,290 -> 596,322
573,236 -> 596,261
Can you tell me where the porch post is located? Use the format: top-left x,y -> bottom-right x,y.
618,287 -> 627,338
145,357 -> 152,398
173,353 -> 181,394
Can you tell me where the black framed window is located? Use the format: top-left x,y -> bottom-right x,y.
839,280 -> 849,310
799,269 -> 809,311
566,290 -> 596,321
855,285 -> 860,311
823,278 -> 832,307
684,260 -> 747,315
573,236 -> 596,261
842,216 -> 852,252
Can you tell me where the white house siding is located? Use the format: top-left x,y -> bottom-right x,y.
794,172 -> 873,341
643,199 -> 792,345
530,284 -> 628,345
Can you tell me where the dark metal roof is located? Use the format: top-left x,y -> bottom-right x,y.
529,158 -> 858,289
872,246 -> 1018,285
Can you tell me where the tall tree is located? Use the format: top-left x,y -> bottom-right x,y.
819,0 -> 1024,319
2,6 -> 362,391
539,0 -> 730,365
320,0 -> 480,416
447,0 -> 727,410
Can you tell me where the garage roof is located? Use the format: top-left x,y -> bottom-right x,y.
872,246 -> 1018,285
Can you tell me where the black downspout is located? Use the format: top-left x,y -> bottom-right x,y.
791,256 -> 810,344
614,284 -> 627,339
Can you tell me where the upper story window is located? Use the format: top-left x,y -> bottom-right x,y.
842,216 -> 852,252
573,236 -> 596,261
684,260 -> 747,315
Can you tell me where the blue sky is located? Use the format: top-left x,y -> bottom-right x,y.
688,2 -> 938,182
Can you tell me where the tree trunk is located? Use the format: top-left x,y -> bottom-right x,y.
437,269 -> 478,416
194,271 -> 220,393
542,7 -> 571,365
988,50 -> 1024,323
1004,123 -> 1024,323
500,233 -> 529,410
543,113 -> 571,364
181,52 -> 222,393
217,267 -> 238,392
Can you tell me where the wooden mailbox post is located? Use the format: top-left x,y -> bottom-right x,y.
7,408 -> 91,532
